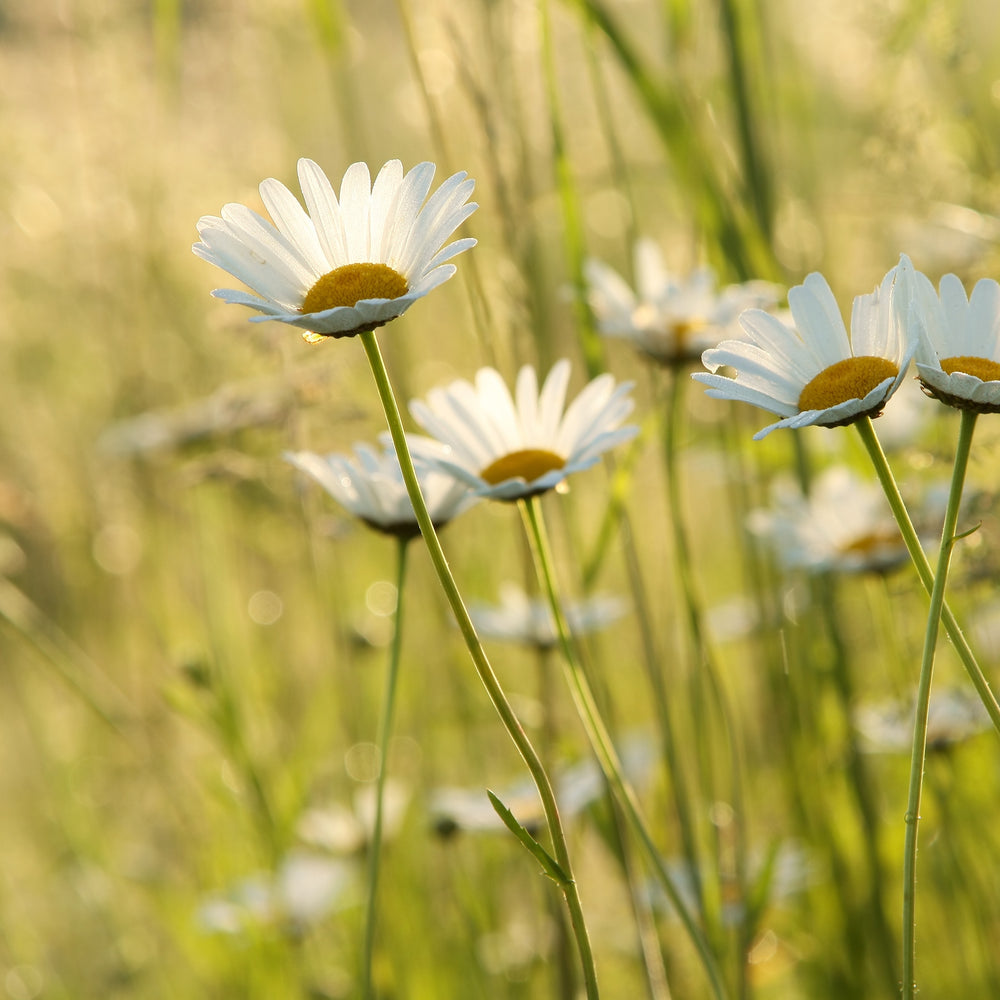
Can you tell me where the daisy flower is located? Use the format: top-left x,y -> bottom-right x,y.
693,259 -> 916,439
586,238 -> 782,366
907,261 -> 1000,412
285,441 -> 476,540
748,466 -> 908,574
467,581 -> 628,649
854,689 -> 991,753
193,159 -> 477,342
405,359 -> 638,501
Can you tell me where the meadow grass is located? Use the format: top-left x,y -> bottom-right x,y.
4,0 -> 1000,996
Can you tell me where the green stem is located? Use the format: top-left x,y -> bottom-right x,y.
854,417 -> 1000,735
901,409 -> 978,999
663,372 -> 749,970
358,330 -> 600,1000
520,495 -> 730,1000
361,537 -> 409,1000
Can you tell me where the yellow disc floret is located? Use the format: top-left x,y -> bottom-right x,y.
940,355 -> 1000,382
302,262 -> 409,314
480,448 -> 566,486
798,356 -> 898,412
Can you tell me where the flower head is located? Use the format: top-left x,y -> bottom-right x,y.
586,239 -> 782,366
286,441 -> 475,540
405,359 -> 638,501
908,260 -> 1000,412
855,689 -> 991,753
748,466 -> 908,574
193,159 -> 477,342
693,260 -> 916,439
467,582 -> 628,649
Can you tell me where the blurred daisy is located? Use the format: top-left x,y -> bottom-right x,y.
286,441 -> 476,540
193,159 -> 477,342
586,239 -> 782,366
467,581 -> 628,649
748,466 -> 908,574
854,689 -> 991,753
430,733 -> 654,836
645,841 -> 818,925
693,260 -> 915,439
908,263 -> 1000,413
197,851 -> 356,935
406,359 -> 638,501
297,781 -> 411,855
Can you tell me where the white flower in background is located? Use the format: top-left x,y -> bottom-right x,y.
430,733 -> 655,836
693,259 -> 916,439
466,581 -> 628,649
196,851 -> 356,935
854,689 -> 991,753
406,360 -> 638,501
645,841 -> 818,925
586,238 -> 782,365
297,781 -> 411,855
907,261 -> 1000,412
286,441 -> 476,539
869,369 -> 933,451
748,466 -> 908,574
193,159 -> 477,341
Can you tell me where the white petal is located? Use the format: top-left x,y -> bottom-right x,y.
297,158 -> 349,267
259,177 -> 327,276
339,161 -> 373,262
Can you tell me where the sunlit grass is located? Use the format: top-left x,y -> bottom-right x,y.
5,0 -> 1000,997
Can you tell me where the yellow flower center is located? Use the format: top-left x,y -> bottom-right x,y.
301,262 -> 409,314
480,449 -> 566,486
940,355 -> 1000,382
798,357 -> 898,412
840,528 -> 900,557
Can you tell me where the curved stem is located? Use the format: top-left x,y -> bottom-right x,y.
521,495 -> 730,1000
362,537 -> 409,1000
359,330 -> 600,1000
901,409 -> 978,999
854,417 -> 1000,734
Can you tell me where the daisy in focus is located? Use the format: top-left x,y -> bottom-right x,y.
286,441 -> 476,540
193,159 -> 477,342
467,581 -> 628,650
405,359 -> 638,501
586,238 -> 782,366
907,261 -> 1000,413
748,466 -> 908,574
693,259 -> 916,439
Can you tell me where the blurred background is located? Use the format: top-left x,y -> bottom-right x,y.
3,0 -> 1000,996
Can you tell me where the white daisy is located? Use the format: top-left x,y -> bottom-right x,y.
285,441 -> 476,539
196,851 -> 355,935
854,689 -> 991,753
430,733 -> 654,836
586,238 -> 782,365
467,581 -> 628,649
693,259 -> 916,439
193,159 -> 477,342
748,466 -> 908,574
405,359 -> 638,501
907,261 -> 1000,412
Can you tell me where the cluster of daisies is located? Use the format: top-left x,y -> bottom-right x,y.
194,157 -> 1000,549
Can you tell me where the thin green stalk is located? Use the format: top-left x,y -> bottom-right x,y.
520,495 -> 730,1000
361,537 -> 409,1000
662,371 -> 749,967
854,417 -> 1000,735
901,409 -> 978,999
358,329 -> 600,1000
539,0 -> 605,377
